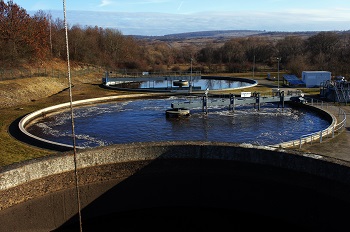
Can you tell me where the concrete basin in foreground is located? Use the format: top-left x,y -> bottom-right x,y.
1,141 -> 350,231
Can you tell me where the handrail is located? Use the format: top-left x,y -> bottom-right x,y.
298,98 -> 347,149
270,97 -> 346,149
105,71 -> 202,78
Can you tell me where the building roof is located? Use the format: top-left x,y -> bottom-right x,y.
283,74 -> 305,86
302,71 -> 331,74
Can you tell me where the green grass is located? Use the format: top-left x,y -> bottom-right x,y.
0,105 -> 54,166
297,87 -> 320,96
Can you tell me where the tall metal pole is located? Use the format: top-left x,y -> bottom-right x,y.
277,57 -> 281,90
49,12 -> 53,56
190,58 -> 193,93
253,55 -> 255,79
191,58 -> 193,74
63,1 -> 83,231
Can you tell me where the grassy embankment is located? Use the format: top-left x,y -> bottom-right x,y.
0,69 -> 318,167
0,69 -> 124,166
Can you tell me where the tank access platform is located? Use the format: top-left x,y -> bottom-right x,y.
170,90 -> 305,114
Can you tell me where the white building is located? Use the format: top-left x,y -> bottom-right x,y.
302,71 -> 331,88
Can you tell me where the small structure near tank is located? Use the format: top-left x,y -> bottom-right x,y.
282,74 -> 305,87
302,71 -> 331,88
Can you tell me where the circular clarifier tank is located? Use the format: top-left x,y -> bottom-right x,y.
24,96 -> 331,149
103,75 -> 257,92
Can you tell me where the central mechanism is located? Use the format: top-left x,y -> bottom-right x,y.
166,90 -> 306,117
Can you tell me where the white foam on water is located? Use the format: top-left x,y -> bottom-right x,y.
75,133 -> 110,148
35,123 -> 68,137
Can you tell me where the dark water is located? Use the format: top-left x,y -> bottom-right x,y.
26,96 -> 330,148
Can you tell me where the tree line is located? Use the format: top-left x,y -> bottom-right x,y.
198,32 -> 350,77
1,1 -> 350,78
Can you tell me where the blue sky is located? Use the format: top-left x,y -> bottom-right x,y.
11,0 -> 350,36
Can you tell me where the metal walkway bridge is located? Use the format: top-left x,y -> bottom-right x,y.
170,90 -> 305,113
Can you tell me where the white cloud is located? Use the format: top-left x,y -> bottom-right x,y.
99,0 -> 113,7
141,0 -> 170,3
129,0 -> 171,4
30,2 -> 50,10
46,9 -> 350,36
177,1 -> 184,11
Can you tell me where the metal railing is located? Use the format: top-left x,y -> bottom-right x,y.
271,97 -> 347,149
298,98 -> 346,149
105,70 -> 202,79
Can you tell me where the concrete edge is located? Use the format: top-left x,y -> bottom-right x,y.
103,76 -> 258,93
18,91 -> 332,152
1,141 -> 350,192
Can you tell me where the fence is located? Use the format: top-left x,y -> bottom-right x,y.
273,98 -> 347,149
0,66 -> 104,81
297,98 -> 347,149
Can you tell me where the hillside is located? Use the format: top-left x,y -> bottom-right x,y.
134,30 -> 265,40
134,30 -> 324,41
0,77 -> 69,108
0,60 -> 105,109
133,29 -> 326,50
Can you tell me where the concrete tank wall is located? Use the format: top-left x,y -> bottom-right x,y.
18,93 -> 338,152
1,142 -> 350,231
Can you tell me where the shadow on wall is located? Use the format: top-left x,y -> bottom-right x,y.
55,159 -> 350,232
1,142 -> 350,232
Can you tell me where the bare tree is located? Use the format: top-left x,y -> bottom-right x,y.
306,32 -> 340,70
0,1 -> 33,64
276,36 -> 304,64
